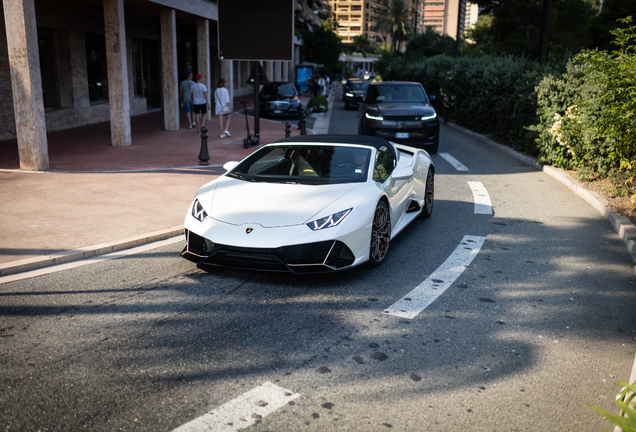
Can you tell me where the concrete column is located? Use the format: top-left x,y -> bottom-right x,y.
196,18 -> 211,121
283,61 -> 290,82
104,0 -> 131,146
222,60 -> 233,110
3,0 -> 49,170
160,8 -> 178,131
68,27 -> 91,125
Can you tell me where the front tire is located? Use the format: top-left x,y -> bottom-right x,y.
369,201 -> 391,266
420,169 -> 434,218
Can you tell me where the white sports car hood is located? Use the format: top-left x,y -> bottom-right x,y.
209,177 -> 362,227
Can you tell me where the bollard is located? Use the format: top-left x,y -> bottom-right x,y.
284,122 -> 291,138
297,106 -> 307,135
198,126 -> 210,165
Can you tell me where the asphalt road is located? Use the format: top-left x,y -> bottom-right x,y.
0,91 -> 635,431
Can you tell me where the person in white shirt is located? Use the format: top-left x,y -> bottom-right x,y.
214,78 -> 232,138
190,73 -> 210,133
317,75 -> 326,97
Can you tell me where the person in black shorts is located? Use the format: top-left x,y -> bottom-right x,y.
190,73 -> 210,133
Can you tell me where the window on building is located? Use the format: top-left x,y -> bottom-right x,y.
133,38 -> 162,108
37,28 -> 60,109
351,26 -> 361,31
85,32 -> 109,102
351,5 -> 361,11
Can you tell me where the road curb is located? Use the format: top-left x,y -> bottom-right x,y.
445,122 -> 636,271
307,86 -> 336,135
0,226 -> 184,277
446,122 -> 636,401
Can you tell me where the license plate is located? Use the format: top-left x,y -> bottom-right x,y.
274,110 -> 282,114
395,132 -> 410,139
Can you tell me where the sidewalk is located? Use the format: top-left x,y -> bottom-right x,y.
0,91 -> 332,277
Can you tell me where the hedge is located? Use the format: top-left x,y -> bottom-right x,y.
377,18 -> 635,193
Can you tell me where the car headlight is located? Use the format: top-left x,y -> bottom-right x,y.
365,112 -> 383,121
346,92 -> 354,97
421,113 -> 437,121
191,199 -> 209,222
306,208 -> 352,231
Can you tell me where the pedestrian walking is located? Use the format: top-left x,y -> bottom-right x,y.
190,73 -> 210,133
214,78 -> 232,138
179,72 -> 196,129
317,75 -> 326,97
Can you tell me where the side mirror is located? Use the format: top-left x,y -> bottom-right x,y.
223,161 -> 239,172
429,95 -> 436,102
392,166 -> 413,180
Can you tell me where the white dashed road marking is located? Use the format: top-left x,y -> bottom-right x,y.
468,181 -> 493,214
439,153 -> 469,171
384,235 -> 486,319
172,382 -> 300,432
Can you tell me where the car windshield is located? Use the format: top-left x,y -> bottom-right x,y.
366,84 -> 428,104
261,84 -> 296,98
349,82 -> 368,91
227,145 -> 372,185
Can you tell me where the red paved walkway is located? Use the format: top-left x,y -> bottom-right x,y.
0,109 -> 296,172
0,97 -> 314,272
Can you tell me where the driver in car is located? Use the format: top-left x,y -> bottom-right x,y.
353,149 -> 368,175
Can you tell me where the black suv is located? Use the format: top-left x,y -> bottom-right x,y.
343,79 -> 369,110
358,81 -> 439,154
259,82 -> 301,117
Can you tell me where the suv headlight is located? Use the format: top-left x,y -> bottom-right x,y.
191,199 -> 209,222
421,113 -> 437,121
365,112 -> 383,121
306,209 -> 352,231
346,92 -> 354,97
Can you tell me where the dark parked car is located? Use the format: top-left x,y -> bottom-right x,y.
259,82 -> 301,117
343,79 -> 369,110
358,81 -> 439,154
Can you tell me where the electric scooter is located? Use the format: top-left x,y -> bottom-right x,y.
241,101 -> 259,149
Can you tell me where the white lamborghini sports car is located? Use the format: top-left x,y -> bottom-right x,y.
182,135 -> 434,273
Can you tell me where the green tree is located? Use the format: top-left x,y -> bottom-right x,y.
350,35 -> 381,57
300,26 -> 342,67
576,17 -> 636,186
468,0 -> 597,59
406,26 -> 456,58
375,0 -> 413,53
462,14 -> 496,55
590,0 -> 636,51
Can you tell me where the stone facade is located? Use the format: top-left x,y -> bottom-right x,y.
0,1 -> 159,143
1,0 -> 297,170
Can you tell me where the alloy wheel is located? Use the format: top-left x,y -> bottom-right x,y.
369,201 -> 391,265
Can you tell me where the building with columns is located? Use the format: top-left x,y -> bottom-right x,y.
1,0 -> 294,171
